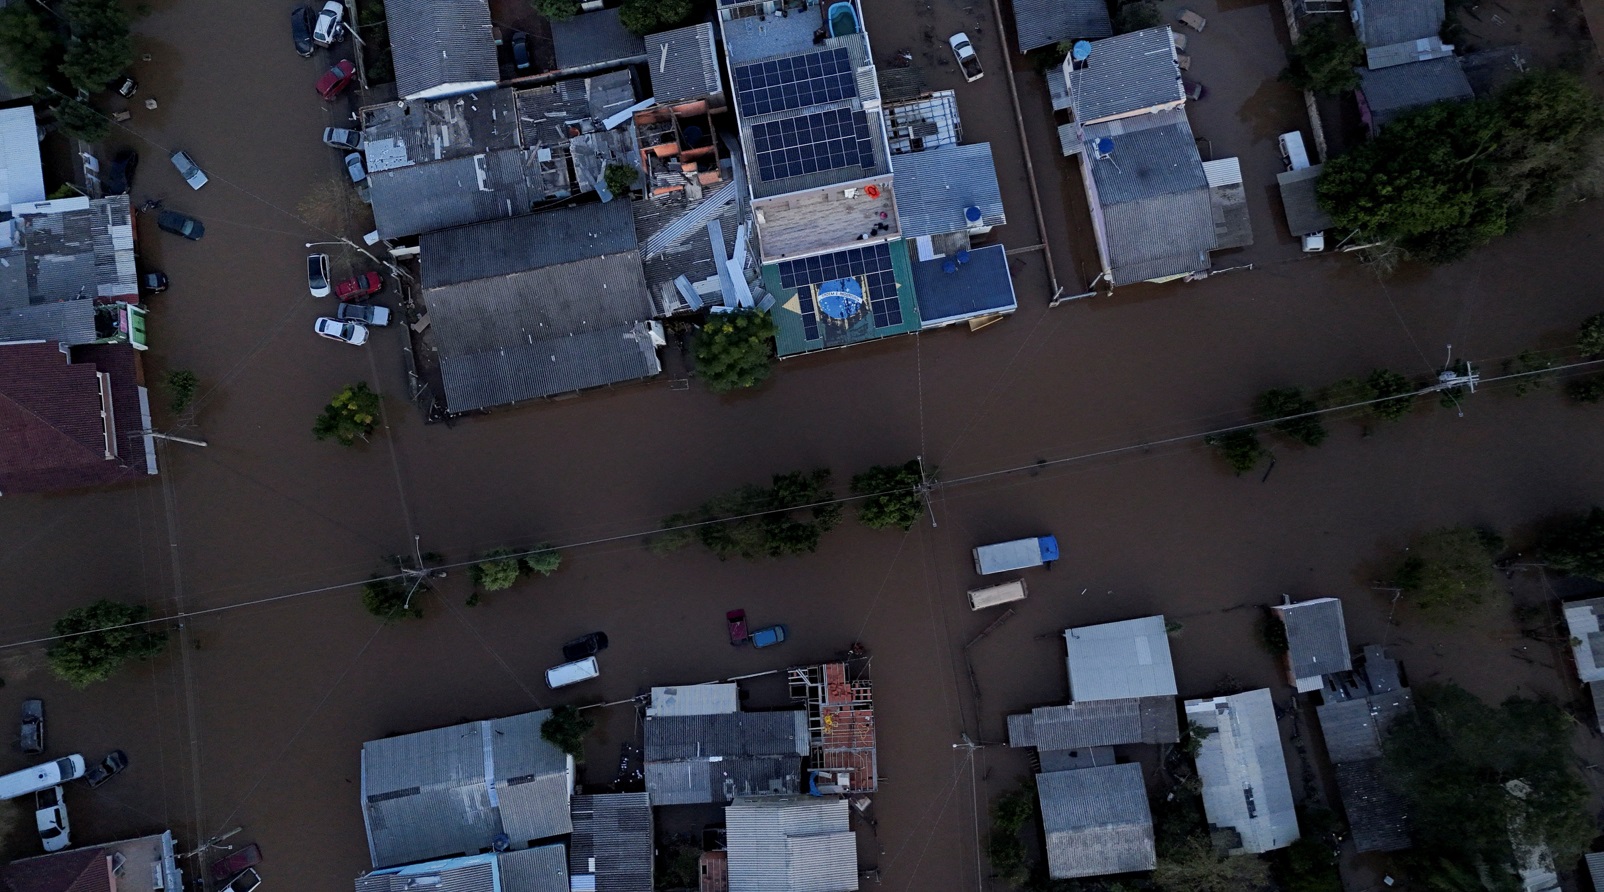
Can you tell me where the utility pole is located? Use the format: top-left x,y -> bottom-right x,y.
144,430 -> 208,448
399,535 -> 445,611
179,826 -> 241,859
915,454 -> 938,528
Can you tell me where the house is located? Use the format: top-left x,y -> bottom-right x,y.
643,684 -> 808,805
1584,851 -> 1604,892
1184,689 -> 1300,854
1563,597 -> 1604,731
1314,645 -> 1413,852
1008,697 -> 1180,754
1272,596 -> 1352,692
0,195 -> 147,350
552,9 -> 648,72
1356,57 -> 1473,133
1009,0 -> 1112,53
1058,28 -> 1239,286
382,0 -> 498,101
419,201 -> 662,413
1064,615 -> 1178,702
1037,764 -> 1156,878
568,794 -> 653,892
0,106 -> 46,209
788,662 -> 878,793
0,831 -> 182,892
725,796 -> 858,892
646,24 -> 725,106
359,709 -> 575,868
355,849 -> 569,892
0,341 -> 156,496
1351,0 -> 1454,69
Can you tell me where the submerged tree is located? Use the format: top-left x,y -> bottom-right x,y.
541,705 -> 594,758
1280,19 -> 1363,95
1256,387 -> 1328,447
1204,428 -> 1267,475
48,600 -> 167,687
850,460 -> 925,531
693,310 -> 777,394
313,382 -> 382,446
1393,526 -> 1501,614
1541,506 -> 1604,581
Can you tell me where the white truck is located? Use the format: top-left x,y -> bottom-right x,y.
1277,131 -> 1324,252
967,579 -> 1027,610
972,536 -> 1059,575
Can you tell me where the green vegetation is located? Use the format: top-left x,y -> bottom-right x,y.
1280,19 -> 1363,94
165,369 -> 199,414
1394,526 -> 1502,615
531,0 -> 581,21
662,468 -> 843,560
60,0 -> 133,94
1383,684 -> 1593,883
1204,428 -> 1267,475
1317,70 -> 1604,263
654,841 -> 703,891
1363,368 -> 1416,420
693,310 -> 777,394
53,95 -> 108,142
361,577 -> 423,622
1178,719 -> 1214,759
1151,786 -> 1268,891
522,545 -> 561,576
312,382 -> 382,446
1113,0 -> 1160,34
0,3 -> 60,94
48,600 -> 167,687
1256,611 -> 1289,655
540,705 -> 594,758
1505,349 -> 1560,395
471,548 -> 522,592
1541,506 -> 1604,580
1566,377 -> 1604,403
617,0 -> 693,36
603,162 -> 639,197
1578,312 -> 1604,355
850,460 -> 925,531
986,780 -> 1036,884
1255,387 -> 1328,447
356,0 -> 393,84
1272,826 -> 1342,892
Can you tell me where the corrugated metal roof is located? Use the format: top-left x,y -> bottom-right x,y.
1064,28 -> 1183,124
568,794 -> 652,892
1038,765 -> 1155,878
0,301 -> 95,345
1276,165 -> 1332,237
1564,598 -> 1604,683
1358,57 -> 1473,129
1335,759 -> 1411,852
369,151 -> 540,240
497,845 -> 570,892
382,0 -> 499,100
1006,696 -> 1179,750
648,684 -> 740,717
1046,66 -> 1073,112
355,854 -> 498,892
1184,689 -> 1300,854
553,9 -> 647,70
421,200 -> 640,288
1010,0 -> 1112,52
1276,598 -> 1352,687
0,107 -> 43,208
1316,690 -> 1415,763
1082,113 -> 1215,284
1064,616 -> 1178,702
1585,851 -> 1604,891
725,797 -> 857,892
1351,0 -> 1444,48
646,24 -> 723,104
891,143 -> 1005,239
644,712 -> 808,805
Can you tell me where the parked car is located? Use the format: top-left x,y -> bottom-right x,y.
84,751 -> 127,789
290,5 -> 314,57
314,317 -> 369,345
336,302 -> 391,326
333,271 -> 381,302
312,0 -> 343,46
306,253 -> 331,297
322,127 -> 361,150
343,151 -> 365,183
19,700 -> 42,755
949,33 -> 983,82
169,150 -> 208,189
111,75 -> 137,97
561,632 -> 609,662
726,609 -> 748,646
220,868 -> 262,892
545,657 -> 599,689
141,270 -> 169,294
750,624 -> 787,648
34,786 -> 68,852
1182,78 -> 1205,101
156,210 -> 204,241
317,60 -> 356,100
106,148 -> 137,195
210,844 -> 262,882
511,32 -> 532,71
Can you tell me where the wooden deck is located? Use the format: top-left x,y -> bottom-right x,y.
754,182 -> 898,261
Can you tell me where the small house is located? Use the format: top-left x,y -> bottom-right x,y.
1185,689 -> 1300,854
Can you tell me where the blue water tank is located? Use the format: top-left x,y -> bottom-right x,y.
956,249 -> 970,265
1072,40 -> 1092,61
1096,137 -> 1114,157
942,260 -> 957,274
964,205 -> 982,224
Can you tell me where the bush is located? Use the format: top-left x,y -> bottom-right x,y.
1257,611 -> 1289,655
693,310 -> 777,394
541,705 -> 594,758
617,0 -> 692,36
48,600 -> 167,687
672,469 -> 843,560
602,162 -> 638,197
1394,526 -> 1501,614
1255,387 -> 1327,447
1505,349 -> 1560,395
471,548 -> 522,591
1567,376 -> 1604,404
1280,19 -> 1363,94
1366,368 -> 1416,420
1578,312 -> 1604,355
1114,0 -> 1160,33
987,782 -> 1036,884
312,382 -> 382,446
53,96 -> 108,142
165,369 -> 199,414
522,545 -> 561,576
1204,428 -> 1267,475
1542,506 -> 1604,580
531,0 -> 581,21
850,460 -> 925,531
1273,834 -> 1342,892
362,577 -> 423,622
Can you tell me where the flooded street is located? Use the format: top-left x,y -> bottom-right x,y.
1,0 -> 1603,890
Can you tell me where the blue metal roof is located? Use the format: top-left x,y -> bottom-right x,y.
892,143 -> 1006,239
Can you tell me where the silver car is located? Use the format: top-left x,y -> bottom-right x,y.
314,317 -> 369,346
344,152 -> 366,184
306,253 -> 331,298
169,150 -> 208,189
312,0 -> 343,45
323,127 -> 361,150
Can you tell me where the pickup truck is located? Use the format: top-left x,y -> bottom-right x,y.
336,302 -> 391,326
949,33 -> 983,83
973,536 -> 1059,575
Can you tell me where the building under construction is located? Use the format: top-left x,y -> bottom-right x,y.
788,660 -> 877,794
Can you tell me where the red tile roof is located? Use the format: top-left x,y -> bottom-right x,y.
0,341 -> 152,495
0,847 -> 112,892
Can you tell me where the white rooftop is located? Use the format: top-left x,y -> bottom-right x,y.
0,107 -> 43,210
1064,615 -> 1178,702
647,684 -> 740,717
1564,598 -> 1604,684
1184,688 -> 1300,854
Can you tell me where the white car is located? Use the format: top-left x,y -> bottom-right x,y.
344,152 -> 366,184
323,127 -> 361,150
949,33 -> 983,82
314,316 -> 369,346
307,253 -> 331,298
34,786 -> 68,853
312,0 -> 343,46
169,150 -> 208,189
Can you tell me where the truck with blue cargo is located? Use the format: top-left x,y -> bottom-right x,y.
972,536 -> 1059,575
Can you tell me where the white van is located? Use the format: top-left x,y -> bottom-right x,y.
545,657 -> 599,689
0,755 -> 85,801
968,579 -> 1028,611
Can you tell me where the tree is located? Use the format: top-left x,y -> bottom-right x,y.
1273,834 -> 1342,892
693,310 -> 776,393
312,382 -> 382,445
522,545 -> 561,576
165,369 -> 199,413
1366,368 -> 1416,421
1566,377 -> 1604,404
1204,428 -> 1267,475
1280,20 -> 1362,94
52,96 -> 108,142
1256,611 -> 1289,655
47,600 -> 167,687
1255,387 -> 1327,446
471,548 -> 522,591
1394,526 -> 1501,614
986,782 -> 1036,884
675,469 -> 841,560
541,705 -> 594,758
850,460 -> 924,531
1541,506 -> 1604,580
1382,685 -> 1594,879
617,0 -> 692,36
602,162 -> 638,197
0,3 -> 61,94
1578,312 -> 1604,356
1113,0 -> 1160,33
361,577 -> 423,621
1153,838 -> 1271,892
61,0 -> 133,94
531,0 -> 581,21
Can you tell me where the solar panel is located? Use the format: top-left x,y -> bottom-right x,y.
753,109 -> 875,182
776,243 -> 902,338
733,49 -> 857,118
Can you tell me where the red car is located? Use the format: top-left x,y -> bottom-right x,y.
726,609 -> 748,646
316,60 -> 356,100
210,844 -> 262,882
333,271 -> 381,302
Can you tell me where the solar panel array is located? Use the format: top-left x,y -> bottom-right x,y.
778,243 -> 903,339
753,109 -> 875,182
734,49 -> 857,117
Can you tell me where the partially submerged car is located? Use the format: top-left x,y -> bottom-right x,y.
314,317 -> 369,346
34,786 -> 68,853
169,150 -> 208,189
343,151 -> 366,183
322,127 -> 361,150
317,60 -> 356,100
107,148 -> 137,195
726,609 -> 748,646
306,253 -> 331,297
312,0 -> 343,46
156,210 -> 204,241
19,700 -> 42,755
84,751 -> 127,789
561,632 -> 609,662
750,624 -> 787,648
290,5 -> 314,57
336,302 -> 390,326
333,271 -> 381,302
220,868 -> 262,892
210,843 -> 262,882
141,270 -> 169,294
949,33 -> 983,82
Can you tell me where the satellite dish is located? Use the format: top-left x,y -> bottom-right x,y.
817,278 -> 864,319
1072,40 -> 1092,61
